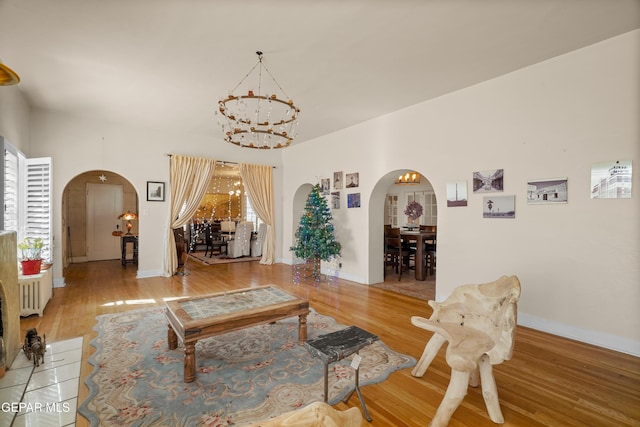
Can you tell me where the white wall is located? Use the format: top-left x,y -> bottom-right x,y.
282,30 -> 640,355
29,112 -> 284,282
0,84 -> 30,153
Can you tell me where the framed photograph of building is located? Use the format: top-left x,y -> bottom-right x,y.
483,195 -> 515,218
333,171 -> 343,189
590,160 -> 632,199
527,178 -> 568,204
473,169 -> 504,193
447,181 -> 468,207
320,178 -> 330,195
331,191 -> 340,209
147,181 -> 165,202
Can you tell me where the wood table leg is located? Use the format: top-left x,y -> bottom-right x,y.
298,313 -> 308,344
415,235 -> 425,281
323,362 -> 329,403
167,324 -> 177,350
184,341 -> 196,383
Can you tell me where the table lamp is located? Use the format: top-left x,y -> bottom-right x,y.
118,211 -> 138,235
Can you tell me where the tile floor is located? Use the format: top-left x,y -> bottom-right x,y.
0,337 -> 83,427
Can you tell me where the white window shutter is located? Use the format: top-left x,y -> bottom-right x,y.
3,148 -> 19,231
25,157 -> 52,262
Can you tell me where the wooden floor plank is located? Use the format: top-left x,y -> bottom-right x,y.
17,260 -> 640,427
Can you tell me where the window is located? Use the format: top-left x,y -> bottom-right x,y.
1,137 -> 52,263
245,195 -> 262,230
385,194 -> 399,227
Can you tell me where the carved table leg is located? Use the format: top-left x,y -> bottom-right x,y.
167,324 -> 177,350
184,341 -> 196,383
298,313 -> 308,344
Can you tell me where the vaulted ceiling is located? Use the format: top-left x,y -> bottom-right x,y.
1,0 -> 638,147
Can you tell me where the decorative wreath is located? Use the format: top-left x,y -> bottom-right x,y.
404,200 -> 423,220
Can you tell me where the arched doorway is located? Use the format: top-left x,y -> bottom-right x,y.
61,170 -> 138,270
368,169 -> 437,288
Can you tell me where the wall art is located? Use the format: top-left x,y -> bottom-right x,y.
483,195 -> 515,218
346,172 -> 359,188
347,193 -> 361,208
320,178 -> 330,195
473,169 -> 503,193
590,160 -> 632,199
333,171 -> 343,189
147,181 -> 165,202
527,178 -> 568,204
447,181 -> 468,207
331,191 -> 340,209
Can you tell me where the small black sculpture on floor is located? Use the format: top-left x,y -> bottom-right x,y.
23,328 -> 46,367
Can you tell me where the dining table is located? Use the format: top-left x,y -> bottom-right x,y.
400,230 -> 436,281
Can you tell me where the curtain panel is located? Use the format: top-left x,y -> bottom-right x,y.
163,155 -> 217,276
239,163 -> 276,264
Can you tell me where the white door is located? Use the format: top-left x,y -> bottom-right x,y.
87,183 -> 122,261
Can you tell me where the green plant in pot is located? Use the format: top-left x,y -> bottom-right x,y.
18,237 -> 44,275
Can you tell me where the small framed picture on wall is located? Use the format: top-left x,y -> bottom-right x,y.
346,172 -> 359,188
334,171 -> 343,189
147,181 -> 165,202
320,178 -> 330,195
347,193 -> 361,208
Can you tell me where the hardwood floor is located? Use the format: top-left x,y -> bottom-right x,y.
20,260 -> 640,426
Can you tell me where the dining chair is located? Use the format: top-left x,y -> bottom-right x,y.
220,220 -> 236,234
384,227 -> 413,280
419,225 -> 437,275
227,222 -> 254,258
204,228 -> 227,258
250,223 -> 268,257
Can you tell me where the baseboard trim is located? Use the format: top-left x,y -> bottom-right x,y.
277,258 -> 365,284
136,269 -> 163,279
518,312 -> 640,357
53,277 -> 66,288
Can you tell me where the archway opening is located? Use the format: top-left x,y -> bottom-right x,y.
61,170 -> 138,270
369,170 -> 437,297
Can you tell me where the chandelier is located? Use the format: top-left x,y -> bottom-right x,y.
0,61 -> 20,86
395,172 -> 421,184
217,51 -> 300,149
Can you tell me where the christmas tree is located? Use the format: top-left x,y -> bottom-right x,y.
291,184 -> 341,280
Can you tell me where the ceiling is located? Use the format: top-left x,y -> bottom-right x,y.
1,0 -> 638,147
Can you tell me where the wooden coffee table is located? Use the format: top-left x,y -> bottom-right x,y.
164,285 -> 310,382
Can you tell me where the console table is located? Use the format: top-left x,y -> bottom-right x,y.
121,235 -> 138,267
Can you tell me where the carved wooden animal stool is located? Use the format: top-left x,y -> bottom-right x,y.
411,275 -> 521,426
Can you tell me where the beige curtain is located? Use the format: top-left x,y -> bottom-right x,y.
239,163 -> 275,264
163,155 -> 217,276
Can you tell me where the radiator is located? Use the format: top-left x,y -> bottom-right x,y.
19,269 -> 52,317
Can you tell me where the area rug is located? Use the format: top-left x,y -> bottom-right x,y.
187,251 -> 261,265
79,307 -> 415,426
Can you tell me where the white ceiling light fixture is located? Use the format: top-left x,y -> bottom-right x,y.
216,51 -> 300,149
